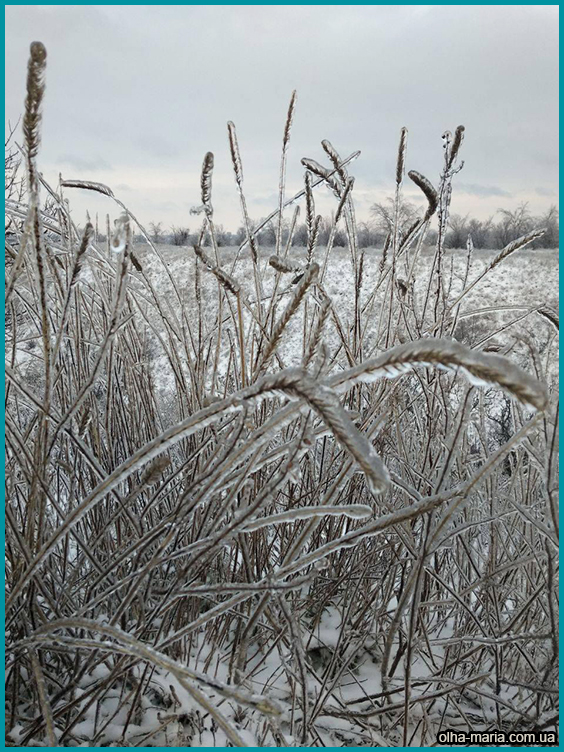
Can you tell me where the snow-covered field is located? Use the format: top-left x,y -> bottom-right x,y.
7,230 -> 559,746
136,244 -> 558,316
134,243 -> 559,388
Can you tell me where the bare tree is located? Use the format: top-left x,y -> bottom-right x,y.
293,223 -> 308,247
234,225 -> 246,245
494,202 -> 532,247
171,226 -> 190,246
446,214 -> 470,248
149,221 -> 165,244
357,221 -> 377,248
370,198 -> 420,243
538,205 -> 559,248
334,227 -> 347,247
257,219 -> 276,247
467,216 -> 494,249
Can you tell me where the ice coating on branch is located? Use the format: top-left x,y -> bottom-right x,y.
301,157 -> 341,195
329,338 -> 548,411
242,504 -> 372,531
61,179 -> 115,198
408,170 -> 438,220
194,245 -> 240,294
26,618 -> 283,718
111,213 -> 129,253
334,178 -> 354,224
269,255 -> 299,274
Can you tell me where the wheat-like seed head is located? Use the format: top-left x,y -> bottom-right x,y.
258,263 -> 319,370
301,157 -> 341,196
200,152 -> 214,217
321,139 -> 348,184
307,215 -> 322,263
304,170 -> 315,236
70,222 -> 93,286
283,90 -> 297,147
396,127 -> 408,186
302,157 -> 329,179
130,252 -> 143,272
60,179 -> 115,198
379,233 -> 391,272
330,338 -> 548,411
334,178 -> 354,225
227,121 -> 243,186
194,245 -> 240,294
408,170 -> 438,220
251,368 -> 390,495
489,229 -> 546,270
447,125 -> 465,169
23,42 -> 47,164
269,255 -> 298,274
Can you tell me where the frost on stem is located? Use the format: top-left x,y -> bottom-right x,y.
330,337 -> 548,412
111,212 -> 130,254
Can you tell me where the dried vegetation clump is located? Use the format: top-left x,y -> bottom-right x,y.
5,42 -> 559,747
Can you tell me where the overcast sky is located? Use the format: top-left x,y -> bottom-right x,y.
5,5 -> 559,232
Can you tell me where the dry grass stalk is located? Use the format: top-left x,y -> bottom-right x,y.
331,337 -> 548,410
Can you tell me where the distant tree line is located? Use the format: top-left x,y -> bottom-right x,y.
443,203 -> 559,250
127,201 -> 558,250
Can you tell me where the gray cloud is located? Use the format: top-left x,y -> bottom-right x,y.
58,155 -> 113,172
458,184 -> 512,199
252,192 -> 281,207
134,136 -> 180,160
6,5 -> 559,229
535,186 -> 557,198
152,201 -> 180,213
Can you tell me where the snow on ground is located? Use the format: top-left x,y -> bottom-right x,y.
128,243 -> 558,394
8,242 -> 557,746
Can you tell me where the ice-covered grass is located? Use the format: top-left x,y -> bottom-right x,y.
5,41 -> 559,747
